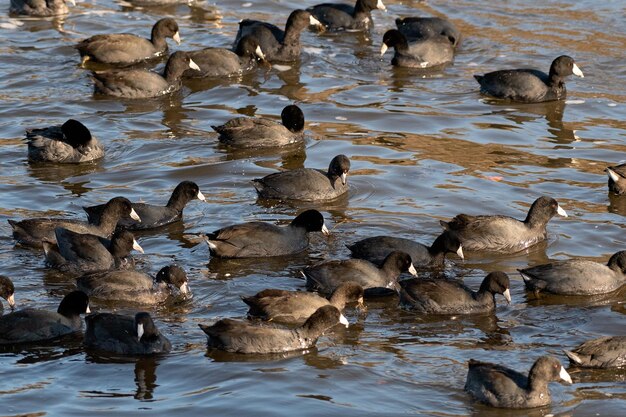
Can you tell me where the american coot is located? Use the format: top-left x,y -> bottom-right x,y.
380,29 -> 454,69
83,181 -> 205,231
347,230 -> 463,268
440,196 -> 567,253
304,251 -> 417,296
206,209 -> 329,258
233,10 -> 323,62
252,155 -> 350,201
76,18 -> 181,66
395,17 -> 461,47
307,0 -> 386,32
212,105 -> 305,148
0,276 -> 16,314
399,271 -> 511,314
77,265 -> 190,304
606,163 -> 626,195
44,228 -> 144,275
92,51 -> 200,99
8,196 -> 140,248
9,0 -> 74,16
185,36 -> 265,78
0,291 -> 90,345
242,282 -> 364,324
474,55 -> 584,103
519,250 -> 626,295
198,305 -> 348,354
25,119 -> 105,164
464,356 -> 572,408
84,312 -> 171,355
564,336 -> 626,369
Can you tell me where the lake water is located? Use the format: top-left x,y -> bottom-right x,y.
0,0 -> 625,416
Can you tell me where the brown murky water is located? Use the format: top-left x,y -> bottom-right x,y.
1,0 -> 625,416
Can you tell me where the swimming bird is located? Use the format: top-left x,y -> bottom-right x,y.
252,155 -> 350,201
474,55 -> 584,102
25,119 -> 104,164
206,210 -> 329,258
83,181 -> 205,231
76,18 -> 181,66
464,356 -> 572,408
198,305 -> 348,354
0,291 -> 90,345
440,196 -> 567,253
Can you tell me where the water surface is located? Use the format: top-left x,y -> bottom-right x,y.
1,0 -> 625,416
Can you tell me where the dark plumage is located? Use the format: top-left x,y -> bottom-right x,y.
399,271 -> 511,314
76,18 -> 181,66
83,181 -> 205,231
347,230 -> 463,268
464,356 -> 572,408
25,119 -> 104,164
198,305 -> 348,354
9,0 -> 74,16
440,196 -> 567,253
77,265 -> 190,304
8,196 -> 140,248
92,51 -> 200,98
0,276 -> 16,314
206,209 -> 329,258
380,29 -> 454,69
564,336 -> 626,369
242,282 -> 364,324
519,250 -> 626,295
84,312 -> 171,355
233,10 -> 323,62
43,228 -> 143,275
0,291 -> 90,345
307,0 -> 386,32
185,36 -> 265,78
212,104 -> 305,148
606,163 -> 626,195
474,55 -> 584,102
252,154 -> 350,201
304,251 -> 417,296
395,16 -> 461,47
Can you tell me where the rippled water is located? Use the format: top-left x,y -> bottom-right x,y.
1,0 -> 625,416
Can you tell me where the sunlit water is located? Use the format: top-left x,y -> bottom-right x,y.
0,0 -> 625,416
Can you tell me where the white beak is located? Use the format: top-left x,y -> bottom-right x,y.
7,293 -> 15,309
557,205 -> 568,217
132,239 -> 144,254
179,282 -> 191,295
85,304 -> 91,314
572,63 -> 584,78
559,366 -> 573,384
255,45 -> 265,60
380,43 -> 388,56
376,0 -> 386,11
321,224 -> 330,236
339,314 -> 349,328
137,323 -> 144,341
456,246 -> 464,260
503,288 -> 511,304
67,0 -> 76,6
408,263 -> 417,276
309,16 -> 323,27
130,208 -> 141,222
173,31 -> 181,45
340,172 -> 347,185
197,190 -> 206,202
188,58 -> 201,71
607,168 -> 621,182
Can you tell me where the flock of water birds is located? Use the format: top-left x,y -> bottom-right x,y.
2,0 -> 625,411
